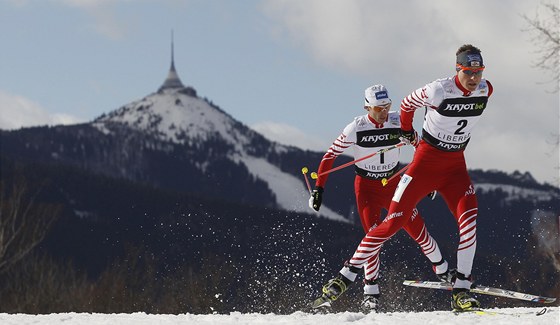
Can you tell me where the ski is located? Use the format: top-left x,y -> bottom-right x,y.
403,280 -> 557,304
452,307 -> 548,316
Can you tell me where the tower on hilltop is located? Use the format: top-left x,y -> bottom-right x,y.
159,31 -> 186,92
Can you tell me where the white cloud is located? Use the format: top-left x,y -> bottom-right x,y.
251,121 -> 330,151
261,0 -> 452,78
0,91 -> 83,130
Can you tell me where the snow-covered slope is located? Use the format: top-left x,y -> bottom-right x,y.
237,154 -> 347,222
0,307 -> 557,325
93,88 -> 347,222
95,88 -> 248,149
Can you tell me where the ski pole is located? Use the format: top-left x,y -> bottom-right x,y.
301,167 -> 312,194
310,142 -> 406,179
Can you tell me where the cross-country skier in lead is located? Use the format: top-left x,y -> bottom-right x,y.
316,44 -> 493,312
309,84 -> 449,312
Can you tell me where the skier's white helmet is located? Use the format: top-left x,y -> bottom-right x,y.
365,84 -> 391,107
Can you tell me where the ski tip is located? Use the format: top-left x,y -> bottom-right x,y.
536,307 -> 548,316
533,297 -> 556,303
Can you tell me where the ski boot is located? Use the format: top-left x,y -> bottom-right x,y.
451,272 -> 480,311
452,288 -> 481,311
360,279 -> 380,313
310,262 -> 359,310
432,259 -> 455,283
360,294 -> 380,313
437,268 -> 456,283
310,274 -> 352,309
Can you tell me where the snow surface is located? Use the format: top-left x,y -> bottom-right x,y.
0,307 -> 557,324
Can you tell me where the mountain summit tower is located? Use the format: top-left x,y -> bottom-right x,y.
159,31 -> 186,91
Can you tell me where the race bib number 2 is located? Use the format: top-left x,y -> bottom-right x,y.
392,174 -> 413,203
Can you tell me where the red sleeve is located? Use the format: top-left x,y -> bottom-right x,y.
314,132 -> 353,188
314,152 -> 337,188
399,90 -> 420,131
400,86 -> 430,130
486,80 -> 493,97
400,106 -> 415,131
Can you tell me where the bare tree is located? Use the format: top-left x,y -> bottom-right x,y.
0,172 -> 61,273
523,1 -> 560,93
523,2 -> 559,185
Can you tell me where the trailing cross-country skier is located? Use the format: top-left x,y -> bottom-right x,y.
309,84 -> 450,312
317,44 -> 493,312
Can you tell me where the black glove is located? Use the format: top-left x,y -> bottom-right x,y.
400,129 -> 419,147
308,187 -> 324,211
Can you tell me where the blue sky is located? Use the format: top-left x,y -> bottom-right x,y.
1,0 -> 558,185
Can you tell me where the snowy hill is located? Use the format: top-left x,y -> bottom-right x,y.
94,87 -> 248,148
0,307 -> 557,325
91,85 -> 346,222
